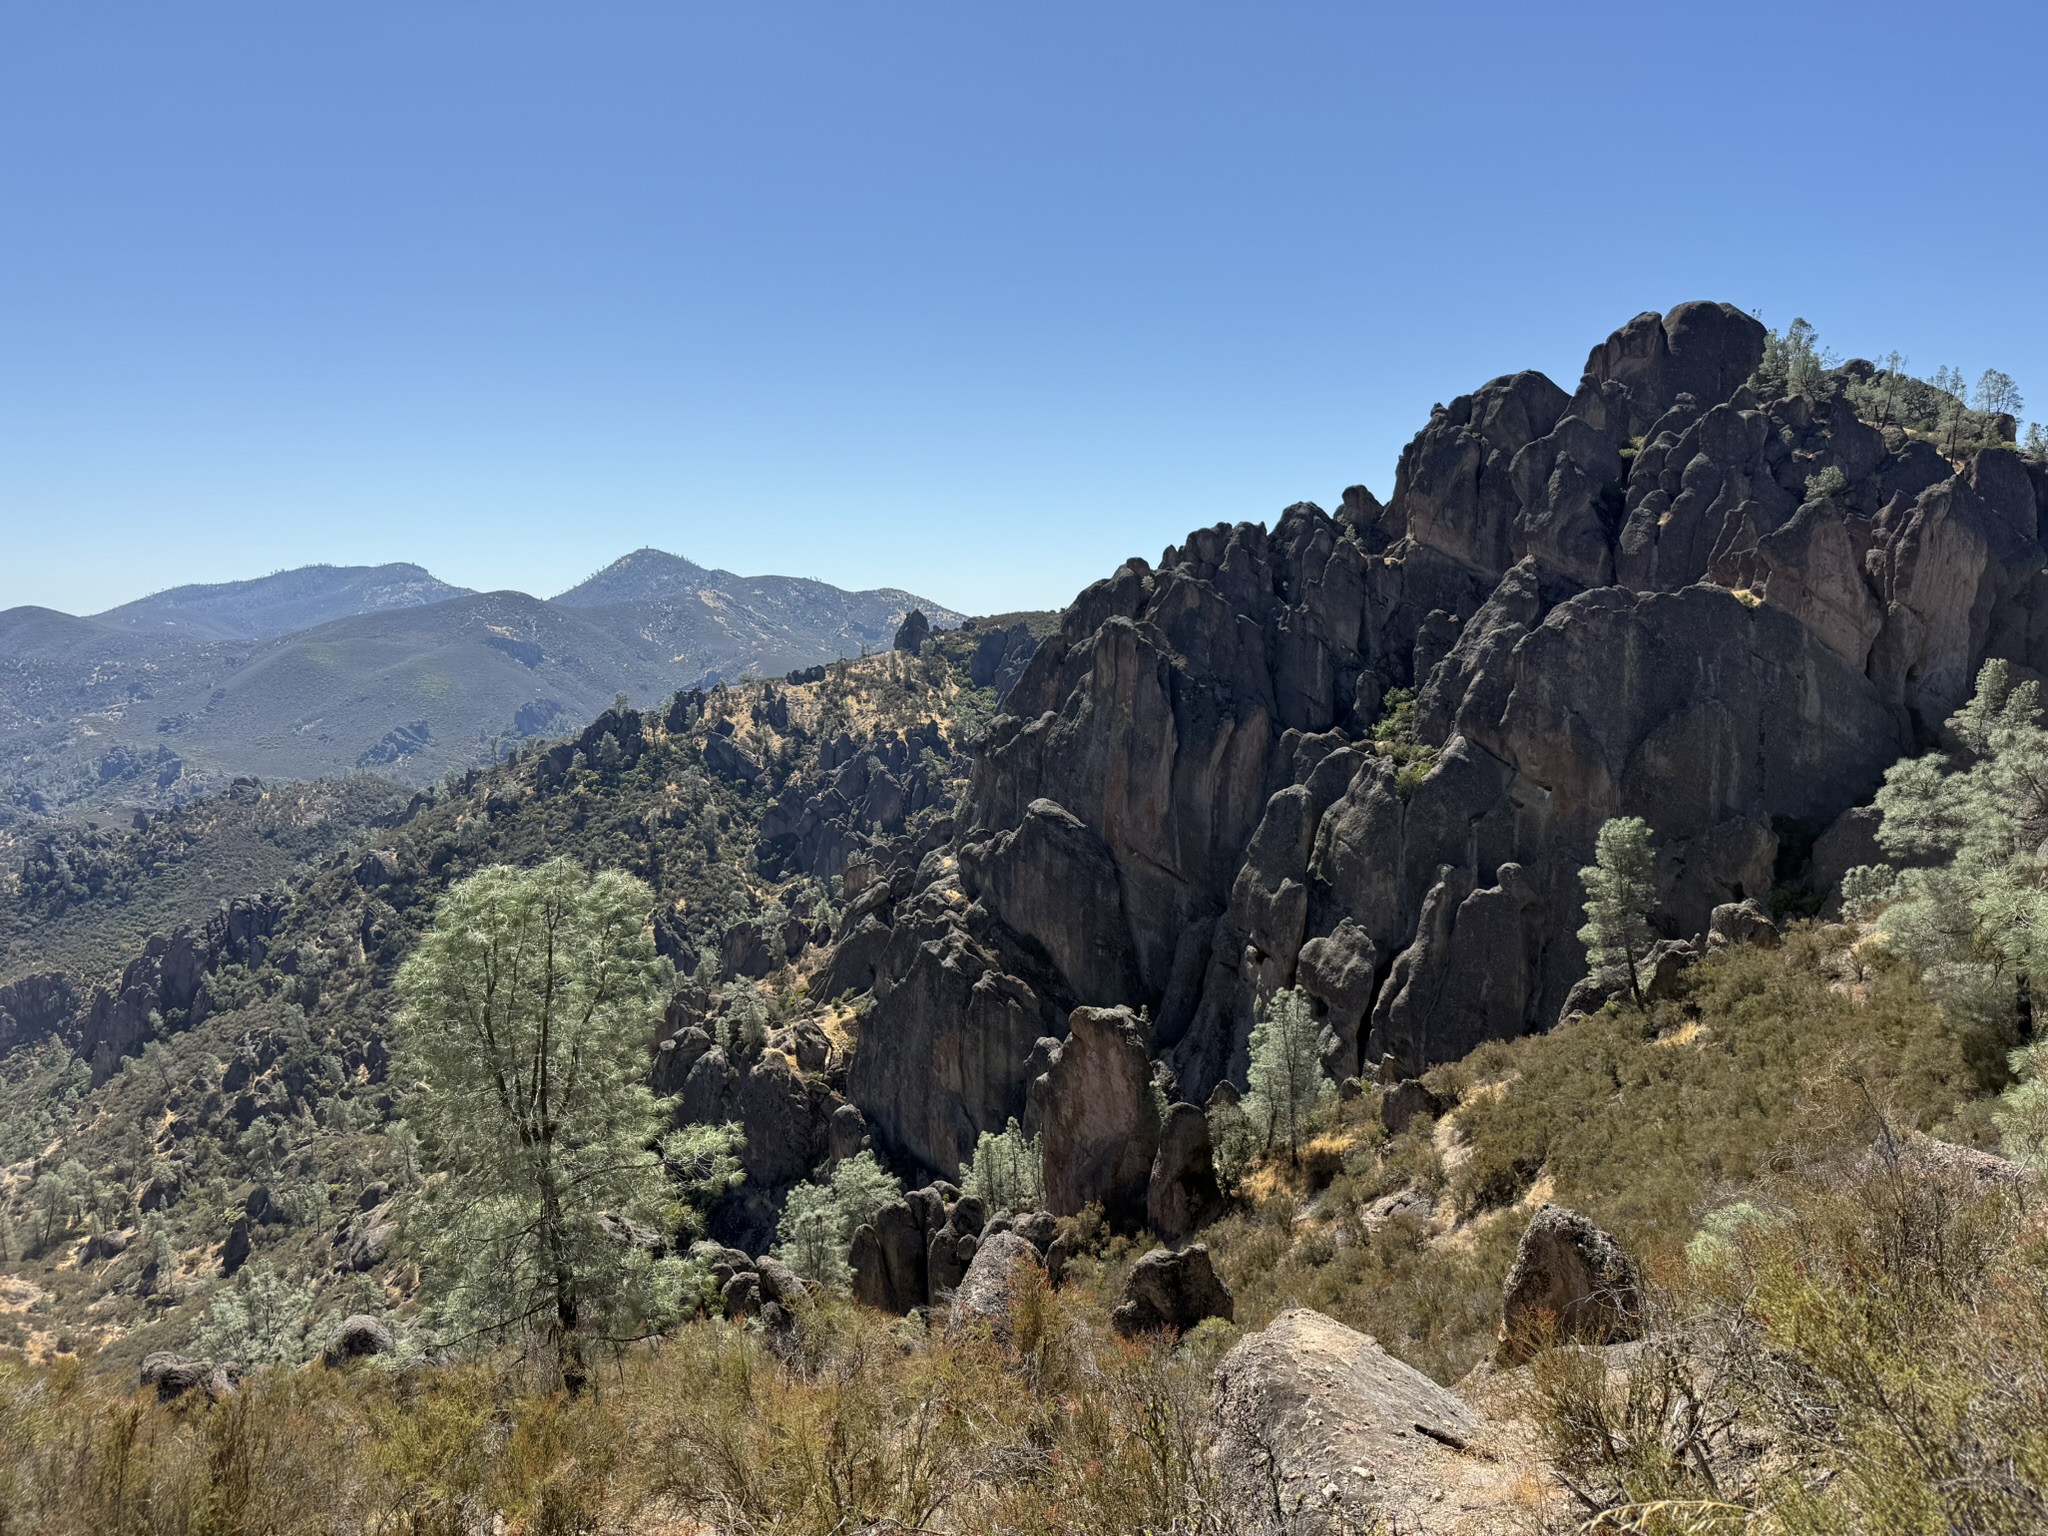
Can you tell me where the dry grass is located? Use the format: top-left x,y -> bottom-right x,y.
0,1270 -> 1237,1536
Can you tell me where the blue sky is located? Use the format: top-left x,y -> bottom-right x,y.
3,2 -> 2044,617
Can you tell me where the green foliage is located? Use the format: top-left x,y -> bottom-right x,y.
1578,816 -> 1659,1007
1974,367 -> 2024,422
1864,660 -> 2048,1006
1803,463 -> 1847,504
31,1159 -> 94,1249
1370,687 -> 1439,796
192,1259 -> 317,1367
958,1117 -> 1045,1213
1244,987 -> 1332,1164
714,979 -> 772,1059
1758,316 -> 1833,397
396,858 -> 702,1386
772,1150 -> 904,1287
1991,1041 -> 2048,1171
1449,931 -> 2011,1246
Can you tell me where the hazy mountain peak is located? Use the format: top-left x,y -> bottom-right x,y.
92,562 -> 471,642
551,548 -> 716,607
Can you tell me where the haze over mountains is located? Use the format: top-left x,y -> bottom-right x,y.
0,551 -> 960,816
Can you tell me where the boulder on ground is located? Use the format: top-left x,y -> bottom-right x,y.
1892,1134 -> 2029,1192
1111,1244 -> 1233,1337
1211,1308 -> 1482,1535
140,1351 -> 241,1402
945,1230 -> 1045,1343
1708,898 -> 1778,950
322,1314 -> 396,1365
1378,1079 -> 1446,1136
1499,1204 -> 1644,1361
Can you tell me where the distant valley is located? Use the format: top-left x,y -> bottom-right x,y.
0,550 -> 961,818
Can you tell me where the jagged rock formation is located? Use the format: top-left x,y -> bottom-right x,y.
1,893 -> 286,1084
835,301 -> 2048,1180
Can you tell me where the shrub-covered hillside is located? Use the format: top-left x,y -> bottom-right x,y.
0,639 -> 1002,1369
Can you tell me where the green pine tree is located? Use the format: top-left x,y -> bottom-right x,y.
1844,660 -> 2048,1034
771,1150 -> 902,1287
396,857 -> 732,1390
1245,987 -> 1332,1165
958,1118 -> 1045,1214
1578,817 -> 1660,1008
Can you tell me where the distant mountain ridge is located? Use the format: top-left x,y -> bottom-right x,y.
0,552 -> 961,817
94,563 -> 472,641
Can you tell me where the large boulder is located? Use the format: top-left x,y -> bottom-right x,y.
140,1351 -> 241,1402
849,1199 -> 928,1314
1499,1204 -> 1645,1361
1211,1309 -> 1482,1535
945,1230 -> 1045,1344
1146,1102 -> 1223,1240
1110,1244 -> 1232,1337
322,1314 -> 396,1366
1031,1005 -> 1161,1225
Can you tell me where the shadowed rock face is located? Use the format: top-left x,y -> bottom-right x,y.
837,301 -> 2048,1180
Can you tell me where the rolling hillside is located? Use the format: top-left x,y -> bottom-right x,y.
0,553 -> 959,817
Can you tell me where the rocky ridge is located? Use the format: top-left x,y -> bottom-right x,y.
834,301 -> 2048,1180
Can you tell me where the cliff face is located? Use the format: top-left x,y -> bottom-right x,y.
844,301 -> 2048,1178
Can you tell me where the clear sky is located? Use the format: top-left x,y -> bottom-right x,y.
3,3 -> 2044,618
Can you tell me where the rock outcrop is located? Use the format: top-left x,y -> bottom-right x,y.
945,1229 -> 1044,1342
322,1314 -> 396,1365
1030,1005 -> 1160,1225
1211,1308 -> 1483,1535
1499,1204 -> 1645,1360
1110,1244 -> 1232,1336
828,301 -> 2048,1177
140,1351 -> 242,1402
1147,1101 -> 1223,1240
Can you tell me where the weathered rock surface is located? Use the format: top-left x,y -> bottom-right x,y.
1110,1244 -> 1232,1337
831,300 -> 2048,1178
1499,1204 -> 1645,1360
1030,1005 -> 1160,1225
1147,1102 -> 1223,1240
140,1351 -> 242,1402
945,1229 -> 1044,1342
1211,1308 -> 1482,1535
323,1314 -> 396,1365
